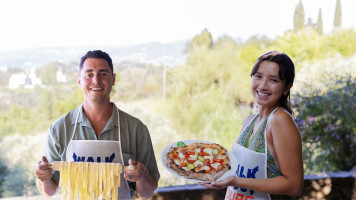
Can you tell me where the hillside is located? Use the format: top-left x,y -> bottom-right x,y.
0,39 -> 189,69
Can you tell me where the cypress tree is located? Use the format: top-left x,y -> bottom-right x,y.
293,0 -> 305,31
334,0 -> 342,28
317,8 -> 323,34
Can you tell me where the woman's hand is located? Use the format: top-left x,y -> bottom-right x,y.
199,176 -> 236,189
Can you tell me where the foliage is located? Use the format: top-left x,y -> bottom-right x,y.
0,62 -> 81,140
0,134 -> 44,197
165,32 -> 256,147
0,104 -> 37,139
186,28 -> 213,53
329,28 -> 356,57
294,75 -> 356,173
0,164 -> 37,198
273,29 -> 356,71
165,83 -> 245,148
292,54 -> 356,174
36,62 -> 58,85
113,64 -> 164,101
273,30 -> 334,70
0,153 -> 9,197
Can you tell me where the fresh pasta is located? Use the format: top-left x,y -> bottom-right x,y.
58,161 -> 123,200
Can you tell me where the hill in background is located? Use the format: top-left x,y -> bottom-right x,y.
0,39 -> 189,69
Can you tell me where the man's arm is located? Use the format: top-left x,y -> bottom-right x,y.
124,159 -> 158,199
34,156 -> 59,196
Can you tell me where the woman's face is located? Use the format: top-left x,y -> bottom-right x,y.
251,61 -> 290,108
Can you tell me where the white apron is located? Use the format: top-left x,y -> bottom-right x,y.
66,104 -> 131,200
225,108 -> 278,200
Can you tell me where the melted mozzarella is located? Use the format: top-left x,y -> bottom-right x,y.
189,154 -> 197,160
210,162 -> 221,169
178,152 -> 185,159
204,155 -> 213,161
201,166 -> 210,171
193,160 -> 203,167
203,148 -> 213,155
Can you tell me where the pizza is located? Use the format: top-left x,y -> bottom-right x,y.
163,141 -> 231,181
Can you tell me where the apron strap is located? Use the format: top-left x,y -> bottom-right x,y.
70,104 -> 82,141
116,106 -> 126,166
235,114 -> 258,143
264,106 -> 280,170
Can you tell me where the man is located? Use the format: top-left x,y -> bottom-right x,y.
34,50 -> 160,199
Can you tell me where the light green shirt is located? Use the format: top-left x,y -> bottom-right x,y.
44,103 -> 160,183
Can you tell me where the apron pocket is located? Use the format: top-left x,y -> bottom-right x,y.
122,153 -> 136,166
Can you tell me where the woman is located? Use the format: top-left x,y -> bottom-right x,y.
201,51 -> 303,200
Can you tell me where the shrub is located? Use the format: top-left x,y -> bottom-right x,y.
293,74 -> 356,173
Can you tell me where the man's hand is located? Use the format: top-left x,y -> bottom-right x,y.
35,156 -> 59,196
124,159 -> 158,199
35,156 -> 52,182
124,159 -> 149,182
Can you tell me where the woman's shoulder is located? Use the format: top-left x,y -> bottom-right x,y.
268,108 -> 299,133
270,108 -> 294,122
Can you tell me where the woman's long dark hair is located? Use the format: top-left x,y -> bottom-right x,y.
250,51 -> 295,115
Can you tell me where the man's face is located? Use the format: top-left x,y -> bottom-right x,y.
77,58 -> 116,103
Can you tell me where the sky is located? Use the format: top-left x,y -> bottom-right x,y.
0,0 -> 355,50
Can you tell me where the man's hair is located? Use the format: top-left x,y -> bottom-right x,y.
79,50 -> 113,74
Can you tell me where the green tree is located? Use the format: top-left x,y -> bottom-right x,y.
272,30 -> 334,70
165,35 -> 251,147
328,28 -> 356,57
0,164 -> 36,197
316,8 -> 323,35
0,105 -> 36,139
334,0 -> 342,28
293,0 -> 305,31
186,28 -> 213,53
0,155 -> 9,197
36,63 -> 58,85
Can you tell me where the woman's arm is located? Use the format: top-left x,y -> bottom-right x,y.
266,109 -> 304,195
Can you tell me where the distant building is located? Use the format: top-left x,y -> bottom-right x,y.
56,69 -> 67,82
8,68 -> 42,89
0,65 -> 8,72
